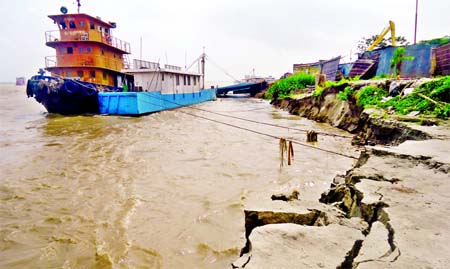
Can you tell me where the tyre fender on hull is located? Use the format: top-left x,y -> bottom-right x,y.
83,85 -> 97,97
63,80 -> 80,94
26,80 -> 34,97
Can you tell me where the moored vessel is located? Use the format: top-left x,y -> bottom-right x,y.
16,77 -> 26,86
27,1 -> 215,115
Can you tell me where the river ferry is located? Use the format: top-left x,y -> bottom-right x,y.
26,2 -> 215,115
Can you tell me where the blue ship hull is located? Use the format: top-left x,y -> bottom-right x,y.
98,90 -> 216,115
27,75 -> 216,115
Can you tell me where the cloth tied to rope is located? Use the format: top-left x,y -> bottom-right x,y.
279,138 -> 294,168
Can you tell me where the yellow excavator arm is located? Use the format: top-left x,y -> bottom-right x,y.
367,21 -> 396,51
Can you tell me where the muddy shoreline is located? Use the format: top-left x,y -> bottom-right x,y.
232,91 -> 450,268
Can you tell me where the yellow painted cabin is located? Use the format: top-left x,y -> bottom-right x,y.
45,13 -> 131,87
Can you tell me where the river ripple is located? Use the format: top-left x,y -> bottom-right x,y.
0,85 -> 357,268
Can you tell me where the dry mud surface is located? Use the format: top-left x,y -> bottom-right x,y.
233,131 -> 450,268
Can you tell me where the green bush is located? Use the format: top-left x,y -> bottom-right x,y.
355,86 -> 388,108
266,73 -> 315,99
337,86 -> 355,101
420,37 -> 450,46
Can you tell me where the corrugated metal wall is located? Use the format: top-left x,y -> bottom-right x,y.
432,43 -> 450,76
363,43 -> 440,78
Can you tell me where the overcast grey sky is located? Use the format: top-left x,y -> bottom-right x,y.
0,0 -> 448,85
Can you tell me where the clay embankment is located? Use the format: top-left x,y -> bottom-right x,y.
272,81 -> 434,145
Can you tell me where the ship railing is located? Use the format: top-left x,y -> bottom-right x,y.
45,30 -> 131,53
45,56 -> 57,68
45,55 -> 124,71
45,31 -> 61,43
133,59 -> 160,69
106,36 -> 131,54
164,64 -> 182,71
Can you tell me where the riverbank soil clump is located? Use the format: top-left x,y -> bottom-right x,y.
233,78 -> 450,268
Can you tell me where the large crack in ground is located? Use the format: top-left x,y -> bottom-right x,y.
239,209 -> 330,257
239,89 -> 450,268
234,142 -> 449,268
321,169 -> 401,268
234,150 -> 405,268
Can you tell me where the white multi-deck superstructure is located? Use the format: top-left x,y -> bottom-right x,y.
125,59 -> 204,94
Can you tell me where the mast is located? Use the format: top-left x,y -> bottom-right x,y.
77,0 -> 81,13
140,36 -> 142,62
414,0 -> 418,44
201,47 -> 205,89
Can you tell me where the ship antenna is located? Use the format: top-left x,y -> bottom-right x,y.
77,0 -> 81,13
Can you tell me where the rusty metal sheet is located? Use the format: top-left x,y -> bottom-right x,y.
433,42 -> 450,76
320,56 -> 341,81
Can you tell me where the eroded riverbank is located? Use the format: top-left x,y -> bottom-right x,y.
232,87 -> 450,268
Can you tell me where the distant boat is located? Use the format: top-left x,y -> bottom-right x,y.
26,2 -> 215,115
16,77 -> 26,86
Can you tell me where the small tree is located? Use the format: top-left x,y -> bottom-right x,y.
390,47 -> 415,77
357,35 -> 409,53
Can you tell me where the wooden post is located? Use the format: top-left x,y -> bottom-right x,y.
307,130 -> 318,143
315,74 -> 326,88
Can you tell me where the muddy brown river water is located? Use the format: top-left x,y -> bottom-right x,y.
0,85 -> 358,268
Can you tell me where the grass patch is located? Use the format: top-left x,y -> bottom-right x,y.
312,86 -> 324,97
324,76 -> 361,88
371,74 -> 388,80
265,73 -> 315,99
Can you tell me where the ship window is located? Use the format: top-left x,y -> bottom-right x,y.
90,71 -> 96,78
79,47 -> 84,53
101,49 -> 104,55
161,73 -> 164,81
183,75 -> 186,85
69,21 -> 76,29
59,47 -> 65,54
102,71 -> 107,80
105,28 -> 110,34
79,21 -> 85,28
188,76 -> 191,85
176,75 -> 180,85
90,22 -> 95,30
67,47 -> 73,54
67,71 -> 72,77
87,47 -> 92,53
193,76 -> 196,85
77,70 -> 83,78
59,21 -> 67,30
